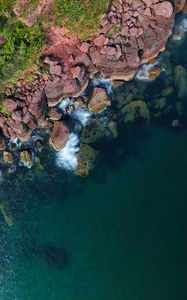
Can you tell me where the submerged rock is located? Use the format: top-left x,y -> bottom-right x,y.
40,244 -> 69,269
0,203 -> 14,226
81,121 -> 105,144
76,143 -> 98,177
122,100 -> 150,124
174,65 -> 187,99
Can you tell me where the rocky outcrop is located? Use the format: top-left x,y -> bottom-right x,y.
49,121 -> 69,150
1,90 -> 46,142
76,143 -> 98,177
88,87 -> 111,113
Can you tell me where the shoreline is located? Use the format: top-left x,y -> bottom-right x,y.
0,0 -> 186,176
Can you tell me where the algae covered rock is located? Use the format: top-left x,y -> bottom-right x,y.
88,87 -> 111,113
3,151 -> 13,164
174,65 -> 187,99
76,143 -> 98,177
81,121 -> 105,144
121,100 -> 150,124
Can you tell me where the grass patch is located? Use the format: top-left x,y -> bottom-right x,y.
45,0 -> 109,39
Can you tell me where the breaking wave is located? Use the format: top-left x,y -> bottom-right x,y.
56,133 -> 80,171
92,76 -> 113,94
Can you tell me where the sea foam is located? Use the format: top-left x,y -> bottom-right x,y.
56,133 -> 79,171
92,76 -> 113,94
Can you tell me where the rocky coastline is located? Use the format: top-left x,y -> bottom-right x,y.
0,0 -> 186,177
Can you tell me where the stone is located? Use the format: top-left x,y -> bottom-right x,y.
70,66 -> 82,79
3,151 -> 13,164
93,34 -> 105,47
153,2 -> 173,18
47,109 -> 62,121
20,150 -> 33,168
88,87 -> 111,113
50,64 -> 62,76
50,121 -> 69,150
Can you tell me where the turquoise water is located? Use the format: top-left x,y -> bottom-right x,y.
1,124 -> 187,300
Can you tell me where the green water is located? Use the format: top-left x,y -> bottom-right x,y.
1,125 -> 187,300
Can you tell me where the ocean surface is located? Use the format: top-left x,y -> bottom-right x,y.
0,14 -> 187,300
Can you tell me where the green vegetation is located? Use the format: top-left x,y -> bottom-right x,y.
0,18 -> 44,87
47,0 -> 109,38
0,0 -> 16,16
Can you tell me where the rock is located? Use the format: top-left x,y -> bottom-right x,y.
12,110 -> 23,123
171,119 -> 181,128
76,143 -> 98,177
20,150 -> 33,168
47,109 -> 62,121
3,151 -> 13,164
50,121 -> 69,150
174,0 -> 186,12
153,2 -> 173,18
88,87 -> 111,113
93,34 -> 105,47
3,99 -> 18,112
81,121 -> 105,144
108,121 -> 118,138
79,42 -> 90,53
50,64 -> 62,76
122,100 -> 150,124
0,134 -> 5,150
70,66 -> 82,79
44,56 -> 59,65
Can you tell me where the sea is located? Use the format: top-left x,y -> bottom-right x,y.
0,14 -> 187,300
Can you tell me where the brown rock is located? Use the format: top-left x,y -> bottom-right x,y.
3,151 -> 13,164
88,87 -> 111,113
93,34 -> 105,47
50,121 -> 69,150
47,109 -> 62,121
20,150 -> 33,167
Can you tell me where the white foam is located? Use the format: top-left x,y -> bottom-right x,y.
56,133 -> 80,171
136,60 -> 161,81
72,108 -> 92,127
92,76 -> 113,94
172,17 -> 187,41
58,97 -> 74,112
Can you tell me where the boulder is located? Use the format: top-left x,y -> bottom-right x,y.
47,109 -> 62,121
20,150 -> 33,168
88,87 -> 111,113
3,151 -> 13,164
49,121 -> 69,150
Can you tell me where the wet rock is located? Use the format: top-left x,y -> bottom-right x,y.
88,87 -> 111,113
81,121 -> 105,144
122,100 -> 150,124
3,151 -> 13,164
50,121 -> 69,150
76,143 -> 98,177
47,109 -> 62,121
20,150 -> 33,168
